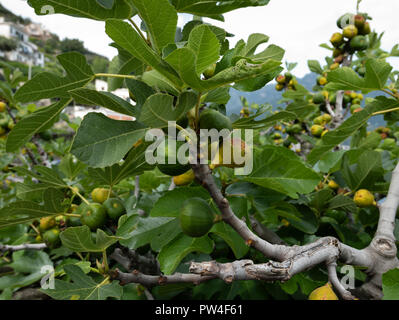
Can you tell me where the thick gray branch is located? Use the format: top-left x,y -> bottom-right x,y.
375,162 -> 399,240
0,243 -> 47,253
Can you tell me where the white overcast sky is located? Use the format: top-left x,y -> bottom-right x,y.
2,0 -> 398,77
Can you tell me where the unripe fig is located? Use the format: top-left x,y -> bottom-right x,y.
358,22 -> 371,35
179,198 -> 215,238
203,63 -> 216,79
354,14 -> 365,29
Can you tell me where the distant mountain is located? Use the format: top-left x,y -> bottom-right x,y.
226,72 -> 386,129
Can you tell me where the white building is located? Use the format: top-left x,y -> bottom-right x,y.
0,17 -> 44,67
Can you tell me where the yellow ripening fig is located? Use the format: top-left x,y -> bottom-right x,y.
318,77 -> 328,86
328,180 -> 339,190
354,189 -> 376,208
0,101 -> 6,112
308,283 -> 339,300
330,62 -> 340,70
39,216 -> 56,231
275,83 -> 284,91
330,32 -> 344,47
276,75 -> 286,84
311,125 -> 324,137
343,25 -> 358,39
321,129 -> 329,137
321,114 -> 332,124
173,169 -> 195,186
211,138 -> 250,169
91,188 -> 110,204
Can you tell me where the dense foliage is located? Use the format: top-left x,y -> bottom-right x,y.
0,0 -> 398,300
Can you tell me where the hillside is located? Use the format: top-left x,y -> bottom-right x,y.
0,4 -> 109,73
226,72 -> 386,129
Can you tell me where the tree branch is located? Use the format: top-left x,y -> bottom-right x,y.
0,243 -> 47,254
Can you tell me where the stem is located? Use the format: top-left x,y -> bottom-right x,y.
103,250 -> 109,273
69,186 -> 90,205
30,223 -> 40,235
382,88 -> 398,99
194,93 -> 203,131
95,73 -> 138,80
128,18 -> 149,45
64,213 -> 82,218
372,106 -> 399,116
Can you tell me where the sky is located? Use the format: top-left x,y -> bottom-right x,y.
2,0 -> 399,77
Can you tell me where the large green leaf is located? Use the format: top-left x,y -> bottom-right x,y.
42,265 -> 122,300
325,59 -> 392,93
70,112 -> 147,167
244,146 -> 321,198
131,0 -> 178,53
307,60 -> 323,74
0,200 -> 64,228
307,97 -> 399,164
15,53 -> 93,102
105,19 -> 182,87
139,92 -> 197,128
27,0 -> 133,20
158,233 -> 214,274
165,47 -> 282,92
117,215 -> 177,250
187,25 -> 220,75
15,166 -> 68,189
69,89 -> 138,117
170,0 -> 270,20
341,150 -> 384,191
6,98 -> 71,152
60,226 -> 120,252
0,251 -> 53,290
